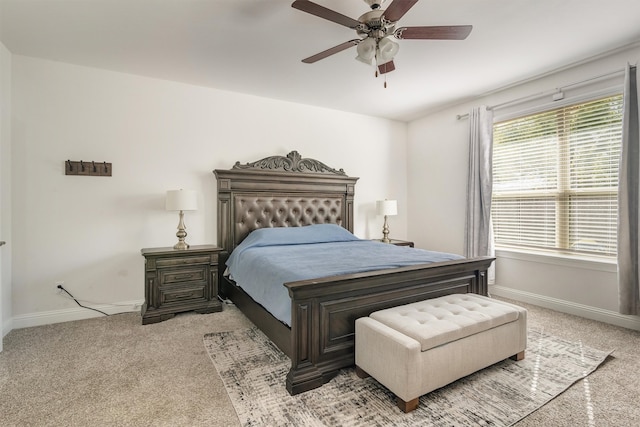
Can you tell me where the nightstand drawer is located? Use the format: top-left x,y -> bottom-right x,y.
159,267 -> 207,285
156,255 -> 213,268
160,283 -> 206,304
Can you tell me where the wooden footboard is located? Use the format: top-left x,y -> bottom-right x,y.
284,256 -> 494,394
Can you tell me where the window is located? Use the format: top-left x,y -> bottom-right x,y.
492,94 -> 623,256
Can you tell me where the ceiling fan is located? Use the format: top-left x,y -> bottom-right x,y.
291,0 -> 472,76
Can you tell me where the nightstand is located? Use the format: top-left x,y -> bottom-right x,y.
373,239 -> 415,248
141,244 -> 223,325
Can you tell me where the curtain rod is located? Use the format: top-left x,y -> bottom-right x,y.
455,67 -> 628,120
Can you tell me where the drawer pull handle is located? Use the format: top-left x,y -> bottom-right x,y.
173,274 -> 195,280
171,292 -> 195,300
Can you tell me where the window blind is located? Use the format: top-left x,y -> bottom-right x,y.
492,94 -> 623,256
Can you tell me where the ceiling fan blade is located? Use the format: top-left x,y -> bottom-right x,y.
302,39 -> 360,63
395,25 -> 473,40
378,60 -> 396,74
292,0 -> 361,29
382,0 -> 419,22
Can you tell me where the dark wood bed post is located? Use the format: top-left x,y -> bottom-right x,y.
213,151 -> 494,396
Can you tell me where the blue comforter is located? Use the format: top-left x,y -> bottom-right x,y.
226,224 -> 464,326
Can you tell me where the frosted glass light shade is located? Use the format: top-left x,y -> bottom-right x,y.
166,189 -> 197,211
376,199 -> 397,216
376,36 -> 399,64
356,37 -> 377,65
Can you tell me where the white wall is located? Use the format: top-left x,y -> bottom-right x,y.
11,55 -> 407,327
0,41 -> 12,346
407,43 -> 640,330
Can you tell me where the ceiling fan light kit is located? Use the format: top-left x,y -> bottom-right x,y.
292,0 -> 472,82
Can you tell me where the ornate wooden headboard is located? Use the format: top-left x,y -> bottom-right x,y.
213,151 -> 359,254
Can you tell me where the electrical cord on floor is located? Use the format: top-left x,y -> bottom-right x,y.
218,295 -> 234,306
57,285 -> 109,316
56,293 -> 135,307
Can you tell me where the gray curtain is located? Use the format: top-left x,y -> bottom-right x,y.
464,106 -> 495,283
618,64 -> 640,315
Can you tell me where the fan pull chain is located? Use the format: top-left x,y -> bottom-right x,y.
373,67 -> 387,88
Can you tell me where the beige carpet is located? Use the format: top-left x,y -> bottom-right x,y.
0,304 -> 252,426
1,298 -> 639,426
204,327 -> 611,426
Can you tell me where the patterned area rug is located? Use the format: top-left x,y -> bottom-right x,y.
204,327 -> 611,427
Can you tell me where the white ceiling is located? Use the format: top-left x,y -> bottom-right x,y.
1,0 -> 639,122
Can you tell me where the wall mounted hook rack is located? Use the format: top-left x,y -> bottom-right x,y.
65,160 -> 112,176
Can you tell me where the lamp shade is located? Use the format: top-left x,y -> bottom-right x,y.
376,199 -> 397,216
166,189 -> 197,211
356,37 -> 376,65
376,36 -> 399,64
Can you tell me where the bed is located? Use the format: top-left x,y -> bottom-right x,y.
214,151 -> 494,395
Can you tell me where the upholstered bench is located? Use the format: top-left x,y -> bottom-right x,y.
355,293 -> 527,412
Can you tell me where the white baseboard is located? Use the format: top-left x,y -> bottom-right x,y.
2,316 -> 13,339
490,285 -> 640,331
11,299 -> 145,330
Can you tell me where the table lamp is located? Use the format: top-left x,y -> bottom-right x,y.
376,199 -> 397,243
166,189 -> 197,249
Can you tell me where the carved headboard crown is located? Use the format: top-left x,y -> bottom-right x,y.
233,150 -> 346,175
214,152 -> 358,253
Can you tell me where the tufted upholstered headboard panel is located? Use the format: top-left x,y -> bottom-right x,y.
232,194 -> 345,245
213,151 -> 359,254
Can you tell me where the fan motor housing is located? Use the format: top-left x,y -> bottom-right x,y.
357,10 -> 395,37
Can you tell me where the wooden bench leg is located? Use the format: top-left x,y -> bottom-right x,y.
397,396 -> 419,413
355,366 -> 370,379
510,350 -> 525,361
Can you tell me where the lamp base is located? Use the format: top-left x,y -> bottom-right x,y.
381,215 -> 391,243
173,241 -> 189,250
173,210 -> 190,250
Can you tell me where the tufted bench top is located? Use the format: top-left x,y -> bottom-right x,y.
369,294 -> 524,352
